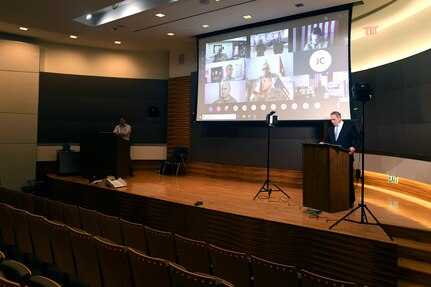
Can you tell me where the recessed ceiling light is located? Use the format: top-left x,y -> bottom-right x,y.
86,14 -> 92,20
70,35 -> 78,39
156,13 -> 165,17
243,15 -> 252,19
114,41 -> 122,44
202,24 -> 210,28
19,27 -> 28,31
167,32 -> 175,36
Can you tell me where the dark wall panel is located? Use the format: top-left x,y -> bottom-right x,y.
38,72 -> 167,144
352,49 -> 431,161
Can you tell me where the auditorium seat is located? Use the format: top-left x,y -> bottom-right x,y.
97,212 -> 123,245
26,213 -> 53,275
144,226 -> 177,262
250,255 -> 299,287
119,218 -> 148,254
60,202 -> 81,229
0,259 -> 61,287
0,204 -> 16,252
0,187 -> 6,203
208,244 -> 252,287
0,259 -> 31,286
0,276 -> 21,287
168,262 -> 234,287
2,189 -> 19,209
300,269 -> 359,287
32,196 -> 48,218
78,207 -> 101,236
8,207 -> 33,262
45,199 -> 64,223
45,219 -> 77,285
27,275 -> 62,287
127,247 -> 171,287
67,227 -> 102,287
17,192 -> 34,213
93,236 -> 132,287
174,234 -> 211,274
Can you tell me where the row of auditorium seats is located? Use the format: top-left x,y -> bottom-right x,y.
0,203 -> 233,287
1,250 -> 61,287
0,187 -> 361,287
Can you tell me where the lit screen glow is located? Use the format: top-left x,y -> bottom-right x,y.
196,9 -> 352,121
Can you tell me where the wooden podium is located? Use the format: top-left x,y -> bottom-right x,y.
80,132 -> 130,178
302,143 -> 350,212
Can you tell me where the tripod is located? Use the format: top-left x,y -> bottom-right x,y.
253,112 -> 290,200
329,88 -> 393,240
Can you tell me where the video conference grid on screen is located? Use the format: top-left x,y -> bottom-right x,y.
196,9 -> 352,121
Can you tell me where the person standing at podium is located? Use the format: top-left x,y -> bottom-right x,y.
113,116 -> 132,141
321,111 -> 361,208
113,115 -> 133,176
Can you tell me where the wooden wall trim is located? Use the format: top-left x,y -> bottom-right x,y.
364,171 -> 431,203
188,161 -> 302,188
167,76 -> 190,157
188,162 -> 431,202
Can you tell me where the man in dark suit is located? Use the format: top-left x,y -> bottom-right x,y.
323,111 -> 362,208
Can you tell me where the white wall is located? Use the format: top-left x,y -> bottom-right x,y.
37,144 -> 167,161
365,154 -> 431,185
168,45 -> 197,78
40,42 -> 170,79
0,40 -> 39,189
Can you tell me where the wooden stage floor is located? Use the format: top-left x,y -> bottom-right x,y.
58,169 -> 431,242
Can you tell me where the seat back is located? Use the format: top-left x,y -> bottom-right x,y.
300,269 -> 359,287
60,202 -> 81,229
171,147 -> 187,162
26,213 -> 53,264
0,260 -> 31,286
174,234 -> 211,274
0,204 -> 16,246
144,226 -> 177,262
67,227 -> 102,287
32,196 -> 48,218
168,262 -> 220,287
2,189 -> 19,208
0,276 -> 21,287
163,147 -> 188,175
45,199 -> 64,223
18,192 -> 34,213
98,212 -> 123,244
93,236 -> 132,287
119,218 -> 148,254
8,207 -> 33,254
251,255 -> 299,287
78,207 -> 101,236
208,244 -> 252,287
27,275 -> 62,287
0,187 -> 6,204
45,219 -> 76,276
127,247 -> 170,287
